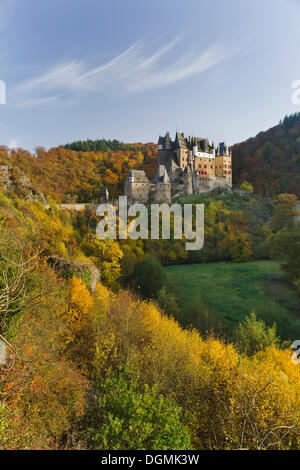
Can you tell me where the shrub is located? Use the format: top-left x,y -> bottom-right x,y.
134,256 -> 165,299
236,312 -> 279,355
240,181 -> 254,193
78,372 -> 191,450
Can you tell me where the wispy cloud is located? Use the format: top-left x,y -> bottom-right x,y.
14,95 -> 60,107
8,137 -> 19,149
14,36 -> 238,105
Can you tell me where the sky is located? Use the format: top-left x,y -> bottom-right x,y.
0,0 -> 300,151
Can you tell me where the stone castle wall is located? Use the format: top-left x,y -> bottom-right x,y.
124,181 -> 150,204
152,182 -> 171,204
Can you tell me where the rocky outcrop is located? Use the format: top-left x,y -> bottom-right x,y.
0,164 -> 46,203
44,203 -> 98,211
0,165 -> 10,191
47,256 -> 100,292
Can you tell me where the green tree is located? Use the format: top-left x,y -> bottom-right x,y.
134,256 -> 165,299
182,297 -> 218,335
79,373 -> 191,450
272,193 -> 298,232
271,225 -> 300,286
157,287 -> 179,317
236,312 -> 279,356
229,231 -> 253,262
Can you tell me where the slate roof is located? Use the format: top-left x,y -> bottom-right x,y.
174,132 -> 187,149
128,170 -> 150,183
158,131 -> 227,156
154,165 -> 170,183
216,142 -> 230,156
158,132 -> 173,150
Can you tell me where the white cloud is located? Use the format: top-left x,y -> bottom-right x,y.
14,95 -> 60,107
16,61 -> 86,92
8,137 -> 19,149
14,36 -> 238,103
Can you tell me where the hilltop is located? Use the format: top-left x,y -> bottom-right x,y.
0,143 -> 157,203
1,113 -> 300,203
232,113 -> 300,197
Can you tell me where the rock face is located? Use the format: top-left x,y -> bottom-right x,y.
47,256 -> 100,292
44,203 -> 98,211
0,165 -> 10,191
0,164 -> 46,203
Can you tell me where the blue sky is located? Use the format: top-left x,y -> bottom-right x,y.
0,0 -> 300,151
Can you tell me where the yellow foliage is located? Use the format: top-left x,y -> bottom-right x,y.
67,277 -> 94,323
93,288 -> 300,450
95,282 -> 111,316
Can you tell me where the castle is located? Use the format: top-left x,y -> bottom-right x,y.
124,132 -> 232,204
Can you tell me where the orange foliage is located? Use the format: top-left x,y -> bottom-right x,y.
2,144 -> 157,203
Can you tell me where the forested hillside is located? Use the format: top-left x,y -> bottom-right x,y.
0,133 -> 300,448
63,138 -> 152,153
0,189 -> 300,449
62,115 -> 300,200
0,143 -> 157,203
233,113 -> 300,197
2,113 -> 300,204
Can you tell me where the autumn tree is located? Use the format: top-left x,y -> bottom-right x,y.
271,225 -> 300,289
134,256 -> 165,299
92,288 -> 300,450
0,231 -> 45,332
81,234 -> 123,287
240,181 -> 254,192
272,193 -> 298,232
236,312 -> 279,356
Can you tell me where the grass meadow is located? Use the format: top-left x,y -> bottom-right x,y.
165,261 -> 300,341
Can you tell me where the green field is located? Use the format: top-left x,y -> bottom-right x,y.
165,261 -> 300,340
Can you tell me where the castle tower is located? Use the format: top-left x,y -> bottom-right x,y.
182,165 -> 193,196
157,132 -> 173,167
215,142 -> 232,187
124,169 -> 151,204
174,132 -> 188,170
153,165 -> 171,203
